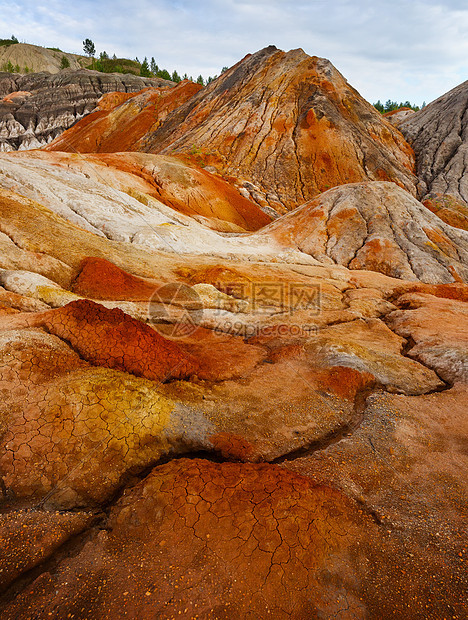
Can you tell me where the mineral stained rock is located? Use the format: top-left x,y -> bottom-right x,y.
45,80 -> 203,153
422,192 -> 468,231
0,69 -> 173,151
145,46 -> 416,211
258,180 -> 468,283
1,152 -> 467,283
0,150 -> 271,233
383,107 -> 415,127
0,460 -> 392,619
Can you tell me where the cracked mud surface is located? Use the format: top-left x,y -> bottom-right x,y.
5,457 -> 465,620
0,249 -> 466,618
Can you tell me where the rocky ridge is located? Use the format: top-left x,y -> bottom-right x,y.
47,45 -> 416,214
0,70 -> 173,151
399,79 -> 468,226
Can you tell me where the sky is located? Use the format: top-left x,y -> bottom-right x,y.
1,0 -> 468,106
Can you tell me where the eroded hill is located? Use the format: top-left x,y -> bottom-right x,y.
0,70 -> 173,151
399,80 -> 468,230
0,46 -> 466,620
46,46 -> 417,214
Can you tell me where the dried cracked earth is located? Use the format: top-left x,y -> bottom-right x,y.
0,45 -> 467,619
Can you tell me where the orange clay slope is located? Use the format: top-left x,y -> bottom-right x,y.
45,81 -> 202,153
140,46 -> 417,212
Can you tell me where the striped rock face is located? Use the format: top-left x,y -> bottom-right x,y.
399,79 -> 468,221
0,69 -> 173,151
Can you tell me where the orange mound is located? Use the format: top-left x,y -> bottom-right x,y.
2,458 -> 372,619
97,90 -> 139,110
396,281 -> 468,302
44,47 -> 416,214
72,257 -> 160,301
141,47 -> 416,210
92,152 -> 272,231
2,90 -> 32,103
383,107 -> 413,117
422,194 -> 468,231
41,299 -> 197,382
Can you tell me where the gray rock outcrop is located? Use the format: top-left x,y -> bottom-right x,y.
0,69 -> 173,151
399,80 -> 468,208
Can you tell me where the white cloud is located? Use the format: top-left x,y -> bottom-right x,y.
1,0 -> 467,104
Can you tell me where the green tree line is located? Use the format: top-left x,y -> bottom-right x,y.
373,99 -> 426,113
0,35 -> 19,47
84,39 -> 227,86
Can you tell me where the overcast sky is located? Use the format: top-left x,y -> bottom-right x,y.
2,0 -> 467,105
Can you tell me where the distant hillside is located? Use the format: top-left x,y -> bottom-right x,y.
0,42 -> 88,74
91,57 -> 142,76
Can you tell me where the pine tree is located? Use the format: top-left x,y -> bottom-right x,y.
150,57 -> 158,74
83,39 -> 96,57
140,57 -> 151,77
158,69 -> 171,80
373,100 -> 384,113
171,70 -> 181,82
196,75 -> 204,85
